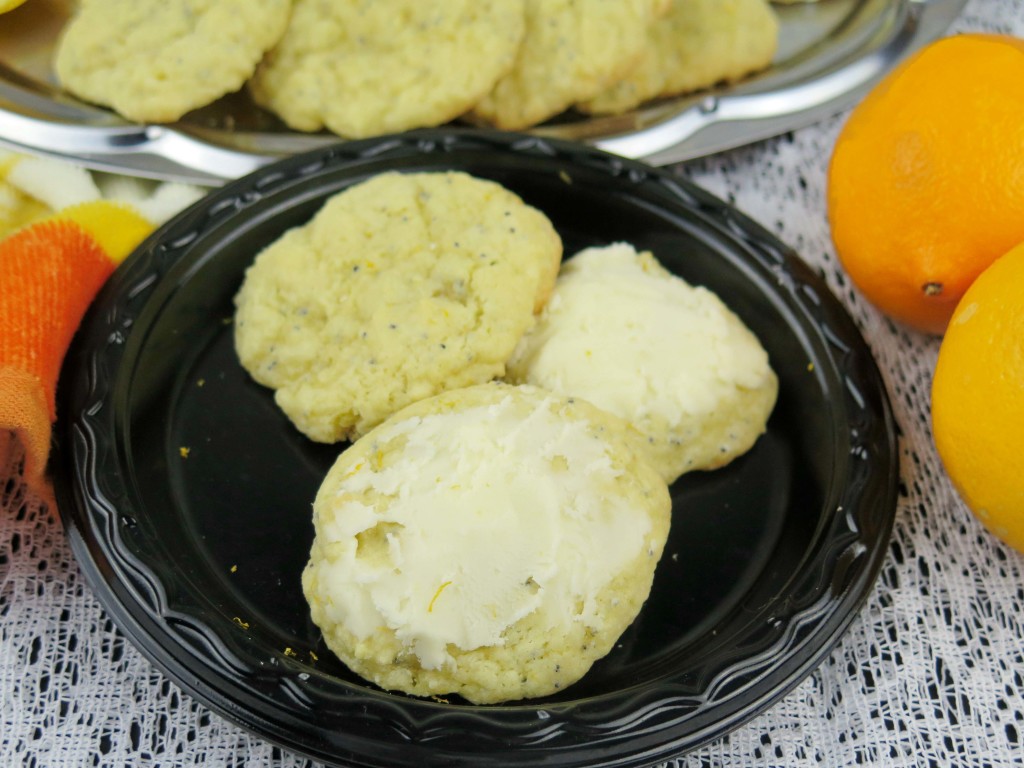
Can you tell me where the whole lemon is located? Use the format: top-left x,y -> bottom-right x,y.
931,241 -> 1024,553
828,34 -> 1024,335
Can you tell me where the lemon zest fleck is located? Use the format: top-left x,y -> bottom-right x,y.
428,581 -> 453,613
342,461 -> 365,479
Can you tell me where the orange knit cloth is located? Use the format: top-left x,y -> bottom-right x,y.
0,220 -> 115,497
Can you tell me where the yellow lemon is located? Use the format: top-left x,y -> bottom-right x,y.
931,241 -> 1024,552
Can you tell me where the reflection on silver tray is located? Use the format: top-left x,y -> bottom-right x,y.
0,0 -> 964,183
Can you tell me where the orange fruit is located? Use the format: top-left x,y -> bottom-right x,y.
931,240 -> 1024,553
827,33 -> 1024,335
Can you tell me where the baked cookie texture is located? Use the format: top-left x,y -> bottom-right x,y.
303,382 -> 671,703
470,0 -> 670,130
249,0 -> 526,137
54,0 -> 292,123
506,243 -> 778,484
579,0 -> 779,115
233,171 -> 562,443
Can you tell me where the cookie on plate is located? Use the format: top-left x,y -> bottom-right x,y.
506,243 -> 778,483
233,171 -> 562,443
54,0 -> 291,123
470,0 -> 670,130
579,0 -> 779,115
249,0 -> 525,138
302,382 -> 671,703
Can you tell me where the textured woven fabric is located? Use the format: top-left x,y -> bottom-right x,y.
3,2 -> 1024,765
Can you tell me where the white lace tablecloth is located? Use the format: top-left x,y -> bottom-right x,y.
3,2 -> 1024,765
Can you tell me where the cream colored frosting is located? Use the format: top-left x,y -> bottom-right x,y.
509,242 -> 773,426
316,392 -> 651,670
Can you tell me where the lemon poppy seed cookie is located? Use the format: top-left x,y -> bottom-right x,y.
470,0 -> 670,131
302,382 -> 671,703
54,0 -> 291,123
234,171 -> 562,443
249,0 -> 525,138
579,0 -> 779,116
506,243 -> 778,483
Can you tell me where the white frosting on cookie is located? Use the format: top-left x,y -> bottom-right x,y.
507,243 -> 778,482
315,392 -> 651,670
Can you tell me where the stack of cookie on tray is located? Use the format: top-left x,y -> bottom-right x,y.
232,170 -> 778,703
54,0 -> 780,136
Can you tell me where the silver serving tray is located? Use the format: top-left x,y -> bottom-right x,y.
0,0 -> 964,184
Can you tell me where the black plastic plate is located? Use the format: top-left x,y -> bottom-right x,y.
54,129 -> 898,768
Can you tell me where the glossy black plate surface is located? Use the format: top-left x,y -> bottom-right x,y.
54,130 -> 898,768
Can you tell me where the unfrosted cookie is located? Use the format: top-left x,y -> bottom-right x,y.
303,382 -> 671,703
234,171 -> 562,443
54,0 -> 291,123
249,0 -> 525,138
579,0 -> 779,115
506,243 -> 778,483
470,0 -> 669,130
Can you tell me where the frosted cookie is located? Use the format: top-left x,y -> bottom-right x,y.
234,171 -> 562,443
303,382 -> 671,703
506,243 -> 778,483
579,0 -> 779,115
54,0 -> 291,123
249,0 -> 525,138
470,0 -> 669,130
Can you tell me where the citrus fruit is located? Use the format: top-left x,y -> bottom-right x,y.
931,240 -> 1024,553
827,34 -> 1024,335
